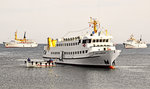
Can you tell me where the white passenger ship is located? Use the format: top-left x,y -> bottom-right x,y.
123,35 -> 147,49
3,31 -> 38,48
43,17 -> 121,68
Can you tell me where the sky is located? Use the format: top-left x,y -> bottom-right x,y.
0,0 -> 150,44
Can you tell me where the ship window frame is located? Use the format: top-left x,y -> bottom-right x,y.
103,39 -> 105,42
75,51 -> 77,54
79,40 -> 81,43
82,40 -> 86,44
106,39 -> 108,42
96,39 -> 99,42
93,39 -> 95,43
100,39 -> 102,42
76,43 -> 78,45
80,51 -> 82,54
104,48 -> 106,51
107,45 -> 110,46
83,51 -> 84,54
86,50 -> 88,53
86,39 -> 91,43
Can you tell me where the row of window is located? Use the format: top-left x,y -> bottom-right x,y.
56,39 -> 109,47
64,50 -> 88,55
63,36 -> 80,41
51,50 -> 88,55
93,45 -> 111,47
93,39 -> 109,43
82,39 -> 109,43
51,52 -> 60,54
56,42 -> 79,47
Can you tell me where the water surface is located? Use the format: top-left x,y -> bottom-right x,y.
0,44 -> 150,89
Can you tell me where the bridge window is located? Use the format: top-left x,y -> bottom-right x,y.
83,39 -> 91,43
87,39 -> 91,43
82,40 -> 86,43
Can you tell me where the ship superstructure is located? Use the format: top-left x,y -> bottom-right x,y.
3,31 -> 38,48
123,35 -> 147,48
43,17 -> 121,67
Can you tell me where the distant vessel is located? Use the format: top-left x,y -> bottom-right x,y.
123,35 -> 147,48
3,31 -> 38,48
43,17 -> 121,68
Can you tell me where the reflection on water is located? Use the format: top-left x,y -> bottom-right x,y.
0,44 -> 150,89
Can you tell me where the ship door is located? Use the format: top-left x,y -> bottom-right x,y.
59,51 -> 64,61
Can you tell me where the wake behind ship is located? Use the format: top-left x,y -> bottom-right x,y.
43,17 -> 121,67
3,31 -> 38,48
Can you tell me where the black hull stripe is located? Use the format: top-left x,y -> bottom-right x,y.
55,62 -> 112,68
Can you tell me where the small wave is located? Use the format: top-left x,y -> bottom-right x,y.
116,65 -> 147,68
0,52 -> 11,56
116,65 -> 150,73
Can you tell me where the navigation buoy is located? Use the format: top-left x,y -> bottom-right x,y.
109,66 -> 115,69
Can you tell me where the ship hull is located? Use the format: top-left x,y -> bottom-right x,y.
43,50 -> 121,66
123,43 -> 147,49
3,42 -> 38,48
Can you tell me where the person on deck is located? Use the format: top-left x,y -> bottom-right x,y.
49,59 -> 54,65
27,58 -> 31,62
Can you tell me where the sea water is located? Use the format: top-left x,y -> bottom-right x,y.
0,44 -> 150,89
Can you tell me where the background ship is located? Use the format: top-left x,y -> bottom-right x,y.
3,31 -> 38,48
123,34 -> 147,48
43,17 -> 121,67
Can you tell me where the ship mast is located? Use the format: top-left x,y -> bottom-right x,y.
89,17 -> 99,34
140,35 -> 142,41
15,30 -> 18,40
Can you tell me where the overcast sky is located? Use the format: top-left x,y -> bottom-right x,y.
0,0 -> 150,44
